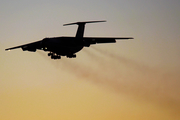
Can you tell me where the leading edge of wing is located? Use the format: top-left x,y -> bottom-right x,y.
5,40 -> 42,51
83,37 -> 134,39
5,45 -> 24,51
83,37 -> 133,44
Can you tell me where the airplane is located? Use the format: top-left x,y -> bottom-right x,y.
5,20 -> 133,59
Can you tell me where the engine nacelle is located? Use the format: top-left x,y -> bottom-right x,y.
66,54 -> 76,58
83,41 -> 91,47
84,43 -> 90,47
21,46 -> 36,52
83,39 -> 96,47
43,47 -> 49,51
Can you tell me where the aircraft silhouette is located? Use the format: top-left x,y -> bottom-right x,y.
5,20 -> 133,59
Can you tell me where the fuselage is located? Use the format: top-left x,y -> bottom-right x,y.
42,37 -> 84,56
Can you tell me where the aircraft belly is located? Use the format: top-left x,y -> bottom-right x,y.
48,43 -> 83,56
43,38 -> 83,56
58,46 -> 83,55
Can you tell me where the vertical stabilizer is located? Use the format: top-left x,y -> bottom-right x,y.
63,20 -> 106,38
75,23 -> 85,38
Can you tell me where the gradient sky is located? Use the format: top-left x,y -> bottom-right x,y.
1,0 -> 180,120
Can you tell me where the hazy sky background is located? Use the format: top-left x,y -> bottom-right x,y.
1,0 -> 180,120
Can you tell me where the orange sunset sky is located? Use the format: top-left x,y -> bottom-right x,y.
1,0 -> 180,120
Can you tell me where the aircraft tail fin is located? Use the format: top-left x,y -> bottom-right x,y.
63,20 -> 106,38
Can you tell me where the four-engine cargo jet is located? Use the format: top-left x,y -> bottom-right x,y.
5,20 -> 133,59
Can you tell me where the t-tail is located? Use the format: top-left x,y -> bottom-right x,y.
63,20 -> 106,38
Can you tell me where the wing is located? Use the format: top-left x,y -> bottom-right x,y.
83,37 -> 133,45
5,40 -> 43,52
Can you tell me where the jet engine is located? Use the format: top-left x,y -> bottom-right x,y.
21,46 -> 36,52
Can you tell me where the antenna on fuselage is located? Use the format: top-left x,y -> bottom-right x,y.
63,20 -> 106,38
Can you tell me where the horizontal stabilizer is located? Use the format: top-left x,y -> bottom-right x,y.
63,20 -> 106,26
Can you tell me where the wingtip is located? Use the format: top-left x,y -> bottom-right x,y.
5,49 -> 11,51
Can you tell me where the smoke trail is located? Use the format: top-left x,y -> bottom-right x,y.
61,47 -> 180,114
89,47 -> 180,112
36,47 -> 180,113
91,47 -> 180,94
91,46 -> 152,72
60,58 -> 106,85
60,49 -> 148,99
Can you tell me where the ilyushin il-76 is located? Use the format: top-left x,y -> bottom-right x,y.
5,20 -> 133,59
